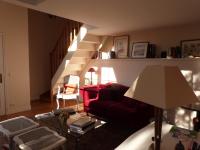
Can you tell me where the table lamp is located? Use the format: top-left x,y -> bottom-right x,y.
124,65 -> 199,150
88,67 -> 95,85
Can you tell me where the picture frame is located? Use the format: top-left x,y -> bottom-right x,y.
113,35 -> 129,58
131,42 -> 149,58
181,39 -> 200,58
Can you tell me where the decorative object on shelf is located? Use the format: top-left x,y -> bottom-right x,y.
125,65 -> 199,150
131,42 -> 149,58
181,39 -> 200,58
175,141 -> 185,150
109,51 -> 116,59
170,46 -> 182,58
113,35 -> 129,58
193,113 -> 200,131
88,67 -> 96,85
147,44 -> 156,58
91,51 -> 98,59
161,51 -> 167,58
58,109 -> 70,134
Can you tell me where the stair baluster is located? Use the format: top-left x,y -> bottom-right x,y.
50,20 -> 82,77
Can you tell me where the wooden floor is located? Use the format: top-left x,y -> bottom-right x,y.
0,99 -> 77,121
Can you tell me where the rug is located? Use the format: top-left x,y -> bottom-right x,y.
65,122 -> 137,150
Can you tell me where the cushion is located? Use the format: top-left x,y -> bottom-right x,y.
64,84 -> 77,94
99,83 -> 129,101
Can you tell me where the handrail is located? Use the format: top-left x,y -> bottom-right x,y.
50,20 -> 82,77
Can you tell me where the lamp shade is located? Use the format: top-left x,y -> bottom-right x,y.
88,67 -> 95,72
124,65 -> 199,109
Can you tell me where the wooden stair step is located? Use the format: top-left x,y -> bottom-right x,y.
82,34 -> 101,44
73,51 -> 94,57
70,57 -> 87,64
77,42 -> 97,51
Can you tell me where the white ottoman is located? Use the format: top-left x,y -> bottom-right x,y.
0,116 -> 39,150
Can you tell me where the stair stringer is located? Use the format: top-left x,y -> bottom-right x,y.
51,25 -> 102,95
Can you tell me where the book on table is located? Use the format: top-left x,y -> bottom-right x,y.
69,116 -> 95,134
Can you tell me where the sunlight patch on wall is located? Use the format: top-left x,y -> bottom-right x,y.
175,107 -> 196,130
80,26 -> 87,41
181,70 -> 193,87
68,26 -> 87,52
101,67 -> 117,84
193,72 -> 200,90
101,52 -> 110,59
65,60 -> 69,68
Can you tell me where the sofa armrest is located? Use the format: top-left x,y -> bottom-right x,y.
80,86 -> 100,108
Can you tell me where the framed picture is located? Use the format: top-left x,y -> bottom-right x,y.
181,39 -> 200,58
113,35 -> 129,58
131,42 -> 149,58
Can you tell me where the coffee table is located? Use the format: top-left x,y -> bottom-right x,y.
67,113 -> 106,150
34,111 -> 106,150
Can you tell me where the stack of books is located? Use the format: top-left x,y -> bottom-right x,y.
69,116 -> 95,134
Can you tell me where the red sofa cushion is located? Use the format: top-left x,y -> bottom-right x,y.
98,83 -> 129,101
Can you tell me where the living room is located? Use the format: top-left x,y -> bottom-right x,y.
1,0 -> 200,149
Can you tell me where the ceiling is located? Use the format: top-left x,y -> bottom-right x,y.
3,0 -> 200,35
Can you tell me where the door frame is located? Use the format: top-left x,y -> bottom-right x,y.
0,32 -> 6,115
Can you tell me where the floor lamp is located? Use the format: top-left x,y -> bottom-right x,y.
124,65 -> 198,150
88,67 -> 95,85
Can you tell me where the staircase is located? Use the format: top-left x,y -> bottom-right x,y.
50,24 -> 103,99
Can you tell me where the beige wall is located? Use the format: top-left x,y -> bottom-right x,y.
128,23 -> 200,57
28,10 -> 66,100
0,1 -> 30,114
82,23 -> 200,96
100,23 -> 200,57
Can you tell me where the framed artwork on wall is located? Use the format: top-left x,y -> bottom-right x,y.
113,35 -> 129,58
131,42 -> 149,58
181,39 -> 200,58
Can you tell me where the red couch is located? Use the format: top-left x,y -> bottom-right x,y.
80,83 -> 154,127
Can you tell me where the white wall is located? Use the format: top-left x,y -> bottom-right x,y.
28,10 -> 66,100
0,1 -> 30,114
84,58 -> 200,98
85,58 -> 200,90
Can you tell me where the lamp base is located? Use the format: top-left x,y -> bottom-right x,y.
154,107 -> 163,150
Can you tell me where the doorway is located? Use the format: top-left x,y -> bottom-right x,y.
0,33 -> 5,115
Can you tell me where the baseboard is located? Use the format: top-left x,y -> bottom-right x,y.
31,96 -> 40,101
6,104 -> 31,115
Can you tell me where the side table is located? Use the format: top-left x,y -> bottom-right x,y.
116,122 -> 200,150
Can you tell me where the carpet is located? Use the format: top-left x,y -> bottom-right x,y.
65,122 -> 137,150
